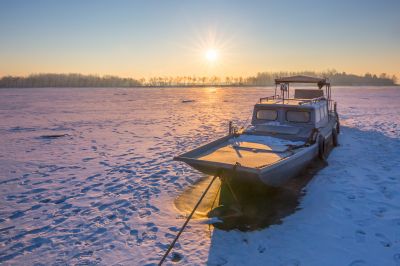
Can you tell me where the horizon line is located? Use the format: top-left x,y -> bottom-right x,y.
1,70 -> 397,80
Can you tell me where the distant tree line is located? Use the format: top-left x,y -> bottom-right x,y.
0,73 -> 141,88
243,70 -> 397,86
0,71 -> 397,88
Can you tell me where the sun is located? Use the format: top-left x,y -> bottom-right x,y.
205,49 -> 218,62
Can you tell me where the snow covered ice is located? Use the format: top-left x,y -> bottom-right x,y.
0,86 -> 399,265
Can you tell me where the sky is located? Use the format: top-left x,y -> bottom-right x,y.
0,0 -> 399,79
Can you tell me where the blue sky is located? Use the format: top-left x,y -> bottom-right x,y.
0,0 -> 399,78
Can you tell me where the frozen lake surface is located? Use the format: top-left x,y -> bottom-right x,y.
0,86 -> 400,265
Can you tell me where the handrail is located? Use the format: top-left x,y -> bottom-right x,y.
259,94 -> 281,103
259,96 -> 326,105
298,96 -> 326,105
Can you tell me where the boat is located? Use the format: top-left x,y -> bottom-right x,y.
174,76 -> 339,189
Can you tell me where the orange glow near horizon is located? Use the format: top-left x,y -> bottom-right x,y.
0,27 -> 398,81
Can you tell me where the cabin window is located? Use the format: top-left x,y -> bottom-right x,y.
256,109 -> 278,120
286,111 -> 310,123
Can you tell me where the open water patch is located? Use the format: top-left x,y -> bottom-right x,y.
174,159 -> 327,231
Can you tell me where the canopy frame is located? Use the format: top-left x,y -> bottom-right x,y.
273,75 -> 332,111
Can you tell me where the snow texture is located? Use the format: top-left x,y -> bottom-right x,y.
0,86 -> 399,265
229,134 -> 305,148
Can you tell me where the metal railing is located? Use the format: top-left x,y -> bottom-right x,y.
297,96 -> 326,105
259,94 -> 281,103
259,95 -> 327,106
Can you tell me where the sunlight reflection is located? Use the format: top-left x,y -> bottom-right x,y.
174,175 -> 222,219
206,87 -> 217,93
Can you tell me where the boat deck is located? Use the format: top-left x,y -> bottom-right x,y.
195,134 -> 305,168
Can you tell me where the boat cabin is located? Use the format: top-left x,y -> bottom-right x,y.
248,76 -> 333,139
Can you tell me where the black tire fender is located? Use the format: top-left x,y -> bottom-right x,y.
318,135 -> 326,160
336,120 -> 340,134
332,128 -> 339,147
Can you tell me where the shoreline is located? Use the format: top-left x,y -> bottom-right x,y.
1,84 -> 399,89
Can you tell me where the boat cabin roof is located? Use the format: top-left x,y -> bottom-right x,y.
275,75 -> 329,89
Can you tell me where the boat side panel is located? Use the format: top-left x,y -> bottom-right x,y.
259,144 -> 318,186
319,114 -> 337,140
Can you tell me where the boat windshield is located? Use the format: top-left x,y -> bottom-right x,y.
286,110 -> 310,123
256,109 -> 277,120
